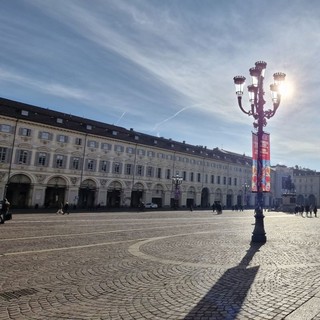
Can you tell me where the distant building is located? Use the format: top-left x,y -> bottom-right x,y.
0,97 -> 259,210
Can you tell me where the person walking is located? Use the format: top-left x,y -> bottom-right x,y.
63,201 -> 70,215
314,206 -> 318,218
0,198 -> 10,224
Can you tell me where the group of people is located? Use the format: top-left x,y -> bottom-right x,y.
212,202 -> 223,215
0,198 -> 11,224
294,204 -> 317,217
56,201 -> 70,215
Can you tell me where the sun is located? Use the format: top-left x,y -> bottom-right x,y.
278,81 -> 293,99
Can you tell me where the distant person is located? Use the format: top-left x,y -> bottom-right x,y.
56,202 -> 64,215
314,206 -> 318,218
63,202 -> 70,215
0,198 -> 10,224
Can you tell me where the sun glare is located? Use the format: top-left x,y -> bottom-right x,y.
278,81 -> 293,99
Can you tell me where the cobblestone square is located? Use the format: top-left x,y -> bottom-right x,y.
1,210 -> 320,319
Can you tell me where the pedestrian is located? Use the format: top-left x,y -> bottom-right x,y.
56,202 -> 64,215
0,198 -> 10,224
305,204 -> 310,218
212,203 -> 216,213
189,203 -> 193,212
63,201 -> 70,215
216,203 -> 222,215
314,206 -> 318,218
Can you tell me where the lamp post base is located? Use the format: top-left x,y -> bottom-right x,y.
251,208 -> 267,243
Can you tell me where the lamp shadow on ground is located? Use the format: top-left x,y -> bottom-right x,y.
184,242 -> 264,320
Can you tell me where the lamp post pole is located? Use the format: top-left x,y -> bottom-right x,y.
234,61 -> 286,243
172,175 -> 183,209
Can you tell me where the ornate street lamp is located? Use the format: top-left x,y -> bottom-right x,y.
172,174 -> 183,209
233,61 -> 286,243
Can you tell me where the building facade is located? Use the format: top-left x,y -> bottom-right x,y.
0,98 -> 317,211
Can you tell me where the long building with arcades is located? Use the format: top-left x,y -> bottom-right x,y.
0,97 -> 315,210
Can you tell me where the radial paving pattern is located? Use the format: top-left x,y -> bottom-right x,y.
1,210 -> 320,319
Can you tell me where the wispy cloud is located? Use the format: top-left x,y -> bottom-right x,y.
2,0 -> 320,169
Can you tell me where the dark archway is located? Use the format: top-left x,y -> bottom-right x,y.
201,187 -> 210,208
6,174 -> 31,208
44,176 -> 67,208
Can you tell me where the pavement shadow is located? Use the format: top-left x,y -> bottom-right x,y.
184,242 -> 264,320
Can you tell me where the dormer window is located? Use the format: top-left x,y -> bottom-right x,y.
21,110 -> 29,116
57,118 -> 63,124
86,124 -> 92,130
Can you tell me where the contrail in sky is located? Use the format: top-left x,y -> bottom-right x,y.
152,104 -> 200,131
115,111 -> 126,125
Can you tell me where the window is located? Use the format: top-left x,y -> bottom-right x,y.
101,143 -> 111,150
88,140 -> 97,148
138,149 -> 145,156
75,138 -> 82,146
137,165 -> 143,176
21,110 -> 29,116
40,132 -> 50,140
234,178 -> 237,186
166,169 -> 171,179
127,147 -> 134,154
113,162 -> 120,174
147,166 -> 153,177
87,159 -> 94,171
147,151 -> 154,157
126,164 -> 132,175
115,145 -> 123,152
86,124 -> 92,130
56,155 -> 64,168
190,172 -> 194,182
197,173 -> 201,182
101,161 -> 108,172
0,147 -> 7,162
72,157 -> 80,170
18,150 -> 28,164
223,177 -> 227,185
1,124 -> 11,133
57,118 -> 63,124
217,176 -> 221,184
157,168 -> 161,179
38,153 -> 47,166
183,171 -> 187,181
211,175 -> 215,184
228,177 -> 232,185
21,128 -> 31,136
58,135 -> 68,143
112,130 -> 118,135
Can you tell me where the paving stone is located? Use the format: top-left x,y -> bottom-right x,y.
1,210 -> 320,319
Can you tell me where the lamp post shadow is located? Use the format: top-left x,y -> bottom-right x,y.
184,242 -> 264,320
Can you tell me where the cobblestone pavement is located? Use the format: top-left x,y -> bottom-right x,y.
1,209 -> 320,320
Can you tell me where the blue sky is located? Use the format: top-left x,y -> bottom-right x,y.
1,0 -> 320,170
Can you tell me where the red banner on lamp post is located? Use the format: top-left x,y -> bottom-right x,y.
252,132 -> 271,192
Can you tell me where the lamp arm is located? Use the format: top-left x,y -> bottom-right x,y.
237,96 -> 251,115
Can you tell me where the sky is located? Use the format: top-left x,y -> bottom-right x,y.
1,0 -> 320,170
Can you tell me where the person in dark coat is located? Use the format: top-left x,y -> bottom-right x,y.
63,202 -> 70,215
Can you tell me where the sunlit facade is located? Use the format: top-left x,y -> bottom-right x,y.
0,97 -> 317,210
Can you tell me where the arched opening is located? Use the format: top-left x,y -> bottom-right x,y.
107,181 -> 122,208
152,184 -> 164,208
308,194 -> 316,207
6,174 -> 31,208
131,182 -> 144,208
201,187 -> 210,208
186,187 -> 196,208
78,179 -> 96,209
297,194 -> 305,205
44,176 -> 67,208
